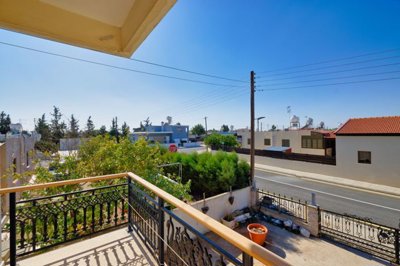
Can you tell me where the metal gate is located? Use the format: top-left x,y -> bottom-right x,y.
320,209 -> 400,264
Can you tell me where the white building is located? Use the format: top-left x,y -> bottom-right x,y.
334,116 -> 400,186
237,129 -> 335,156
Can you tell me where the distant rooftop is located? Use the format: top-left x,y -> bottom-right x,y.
335,116 -> 400,136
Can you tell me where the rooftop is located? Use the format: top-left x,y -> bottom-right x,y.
335,116 -> 400,136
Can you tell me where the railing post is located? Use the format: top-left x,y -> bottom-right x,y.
243,252 -> 253,266
127,176 -> 133,232
395,228 -> 399,265
158,197 -> 165,266
9,193 -> 16,266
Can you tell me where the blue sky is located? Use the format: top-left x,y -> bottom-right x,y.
1,0 -> 400,131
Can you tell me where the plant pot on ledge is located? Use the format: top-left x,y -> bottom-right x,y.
221,214 -> 237,229
247,223 -> 268,245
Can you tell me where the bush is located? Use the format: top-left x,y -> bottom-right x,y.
163,151 -> 249,199
34,140 -> 58,153
204,133 -> 238,150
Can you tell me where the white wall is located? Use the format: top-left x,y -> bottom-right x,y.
170,187 -> 252,234
238,130 -> 325,156
336,136 -> 400,186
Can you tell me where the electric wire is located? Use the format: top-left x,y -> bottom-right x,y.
128,57 -> 247,83
0,41 -> 244,88
256,62 -> 400,82
257,70 -> 400,87
257,77 -> 400,92
258,55 -> 400,77
150,86 -> 247,118
258,48 -> 400,74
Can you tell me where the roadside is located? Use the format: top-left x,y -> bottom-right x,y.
237,153 -> 400,197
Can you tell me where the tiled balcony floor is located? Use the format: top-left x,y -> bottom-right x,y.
206,220 -> 391,266
17,228 -> 157,266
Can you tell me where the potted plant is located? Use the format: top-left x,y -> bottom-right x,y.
221,214 -> 237,229
247,223 -> 268,245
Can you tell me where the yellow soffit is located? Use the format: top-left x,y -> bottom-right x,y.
0,0 -> 176,57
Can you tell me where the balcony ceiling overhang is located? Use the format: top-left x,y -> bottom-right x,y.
0,0 -> 176,57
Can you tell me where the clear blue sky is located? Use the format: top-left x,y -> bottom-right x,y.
1,0 -> 400,131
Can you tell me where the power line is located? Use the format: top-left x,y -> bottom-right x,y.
174,90 -> 248,119
148,86 -> 247,118
257,70 -> 400,87
258,55 -> 400,77
129,57 -> 247,83
0,41 -> 245,88
173,89 -> 247,115
257,76 -> 400,92
258,48 -> 400,74
256,62 -> 400,82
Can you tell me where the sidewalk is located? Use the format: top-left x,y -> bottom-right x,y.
254,163 -> 400,197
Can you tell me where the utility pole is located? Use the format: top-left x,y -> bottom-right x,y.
250,71 -> 255,187
204,116 -> 208,135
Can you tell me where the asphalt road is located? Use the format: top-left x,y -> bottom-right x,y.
255,169 -> 400,228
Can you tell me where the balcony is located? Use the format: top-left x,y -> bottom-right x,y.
0,172 -> 290,266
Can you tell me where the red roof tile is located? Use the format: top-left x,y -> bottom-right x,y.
335,116 -> 400,135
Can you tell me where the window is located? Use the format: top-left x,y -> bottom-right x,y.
358,151 -> 371,164
247,138 -> 250,145
26,152 -> 30,167
282,139 -> 290,147
301,136 -> 324,149
264,138 -> 271,146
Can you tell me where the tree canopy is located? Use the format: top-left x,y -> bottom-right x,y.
0,111 -> 11,134
191,124 -> 205,136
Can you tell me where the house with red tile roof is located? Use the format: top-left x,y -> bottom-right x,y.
334,116 -> 400,187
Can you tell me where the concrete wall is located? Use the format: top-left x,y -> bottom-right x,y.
171,186 -> 252,234
239,150 -> 400,188
336,136 -> 400,186
59,138 -> 88,151
238,130 -> 325,156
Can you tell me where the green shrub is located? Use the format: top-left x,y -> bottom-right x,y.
204,133 -> 238,150
163,151 -> 249,199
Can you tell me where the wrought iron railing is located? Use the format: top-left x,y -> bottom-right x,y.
0,172 -> 291,266
320,209 -> 400,264
14,184 -> 128,256
127,179 -> 246,266
258,189 -> 308,222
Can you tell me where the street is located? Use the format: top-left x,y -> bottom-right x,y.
255,169 -> 400,228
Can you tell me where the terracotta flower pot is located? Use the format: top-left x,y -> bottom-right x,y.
247,223 -> 268,245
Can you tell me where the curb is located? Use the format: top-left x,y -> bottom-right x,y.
254,165 -> 400,198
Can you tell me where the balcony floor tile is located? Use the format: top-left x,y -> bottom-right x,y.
17,228 -> 157,266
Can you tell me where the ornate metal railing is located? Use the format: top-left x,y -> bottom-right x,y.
14,184 -> 128,256
320,209 -> 400,264
0,172 -> 290,266
258,189 -> 308,222
127,178 -> 245,266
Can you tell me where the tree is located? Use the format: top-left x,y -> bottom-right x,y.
0,111 -> 11,134
99,125 -> 107,136
84,116 -> 95,137
121,122 -> 130,137
319,121 -> 325,129
50,106 -> 66,143
271,125 -> 277,131
204,133 -> 238,150
109,117 -> 119,140
221,124 -> 229,132
35,114 -> 51,141
66,114 -> 79,138
191,124 -> 205,136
